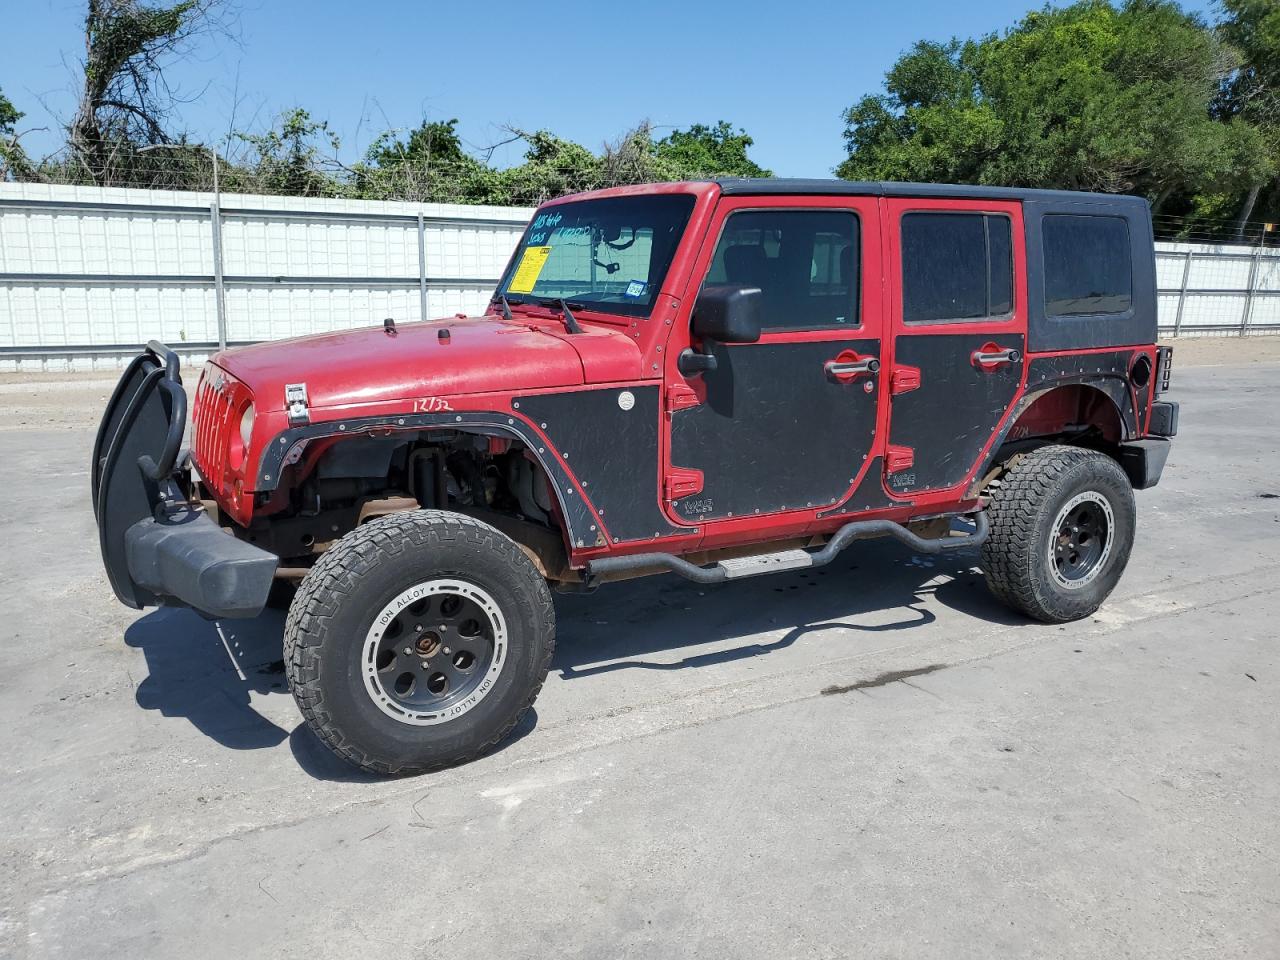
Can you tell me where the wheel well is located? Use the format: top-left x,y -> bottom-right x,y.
239,428 -> 573,576
1006,384 -> 1124,446
974,384 -> 1127,496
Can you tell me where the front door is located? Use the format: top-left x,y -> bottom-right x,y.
882,199 -> 1028,500
663,197 -> 885,524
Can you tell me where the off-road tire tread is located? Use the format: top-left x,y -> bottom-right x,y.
982,444 -> 1132,623
283,510 -> 555,776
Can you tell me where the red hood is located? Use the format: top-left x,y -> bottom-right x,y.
212,314 -> 644,410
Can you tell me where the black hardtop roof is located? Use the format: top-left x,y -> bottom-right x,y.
712,177 -> 1149,208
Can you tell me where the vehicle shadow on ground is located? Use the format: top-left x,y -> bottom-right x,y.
124,537 -> 1026,777
551,538 -> 1026,680
124,605 -> 540,782
126,606 -> 292,750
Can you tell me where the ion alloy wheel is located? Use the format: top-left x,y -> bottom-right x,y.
285,510 -> 555,776
1047,491 -> 1115,590
363,579 -> 507,725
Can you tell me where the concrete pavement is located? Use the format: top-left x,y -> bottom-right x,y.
0,361 -> 1277,959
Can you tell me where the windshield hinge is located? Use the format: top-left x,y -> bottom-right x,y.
285,383 -> 310,426
665,383 -> 701,413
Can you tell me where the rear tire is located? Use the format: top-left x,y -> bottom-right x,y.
981,445 -> 1136,623
284,510 -> 555,776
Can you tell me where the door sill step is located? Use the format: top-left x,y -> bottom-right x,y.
716,549 -> 813,579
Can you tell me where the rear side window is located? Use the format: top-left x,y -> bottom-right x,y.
705,209 -> 860,330
1042,215 -> 1133,316
901,213 -> 1013,323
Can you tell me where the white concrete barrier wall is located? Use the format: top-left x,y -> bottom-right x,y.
2,184 -> 1277,372
0,183 -> 534,371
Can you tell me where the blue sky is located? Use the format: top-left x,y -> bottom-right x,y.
2,0 -> 1219,177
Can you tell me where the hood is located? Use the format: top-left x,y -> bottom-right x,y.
212,314 -> 644,411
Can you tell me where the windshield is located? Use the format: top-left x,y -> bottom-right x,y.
498,195 -> 696,318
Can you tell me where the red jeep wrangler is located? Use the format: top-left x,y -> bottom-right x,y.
93,179 -> 1177,775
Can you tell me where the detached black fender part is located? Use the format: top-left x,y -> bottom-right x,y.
126,506 -> 277,619
94,341 -> 276,618
1118,438 -> 1171,491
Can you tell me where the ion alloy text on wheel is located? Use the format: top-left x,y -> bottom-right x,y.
363,579 -> 507,725
1047,491 -> 1115,591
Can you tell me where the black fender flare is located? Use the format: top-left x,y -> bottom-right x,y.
254,410 -> 603,551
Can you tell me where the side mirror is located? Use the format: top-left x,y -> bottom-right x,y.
693,285 -> 763,345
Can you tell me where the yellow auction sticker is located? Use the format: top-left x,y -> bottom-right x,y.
508,245 -> 552,294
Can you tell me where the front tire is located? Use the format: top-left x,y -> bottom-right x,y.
284,510 -> 555,776
981,445 -> 1136,623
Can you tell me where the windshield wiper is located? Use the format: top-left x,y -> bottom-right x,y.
494,293 -> 514,322
551,298 -> 584,335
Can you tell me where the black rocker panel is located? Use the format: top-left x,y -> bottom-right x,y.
887,333 -> 1025,495
670,338 -> 881,521
517,386 -> 687,544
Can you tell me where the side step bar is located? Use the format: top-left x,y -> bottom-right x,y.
586,513 -> 988,585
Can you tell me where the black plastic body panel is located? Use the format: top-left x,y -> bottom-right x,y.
94,347 -> 183,609
1148,400 -> 1179,438
257,410 -> 608,550
517,386 -> 686,544
887,333 -> 1024,495
1022,198 -> 1157,352
1119,439 -> 1170,490
669,338 -> 880,521
126,507 -> 278,618
1024,351 -> 1141,439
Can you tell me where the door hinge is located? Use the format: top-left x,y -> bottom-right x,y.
890,365 -> 921,396
665,383 -> 701,413
664,467 -> 704,501
886,444 -> 915,473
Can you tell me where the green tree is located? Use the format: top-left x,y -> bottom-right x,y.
837,0 -> 1271,222
653,121 -> 773,178
0,88 -> 40,181
69,0 -> 231,183
347,119 -> 771,205
1216,0 -> 1280,231
235,108 -> 343,197
356,118 -> 508,203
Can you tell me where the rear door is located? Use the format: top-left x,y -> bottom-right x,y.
662,195 -> 886,524
883,198 -> 1028,500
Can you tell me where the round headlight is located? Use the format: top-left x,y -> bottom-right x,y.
239,403 -> 255,450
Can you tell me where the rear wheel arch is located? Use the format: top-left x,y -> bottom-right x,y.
1007,383 -> 1127,446
970,383 -> 1129,497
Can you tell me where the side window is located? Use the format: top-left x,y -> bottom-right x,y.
901,212 -> 1013,323
705,209 -> 859,330
1042,215 -> 1133,316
